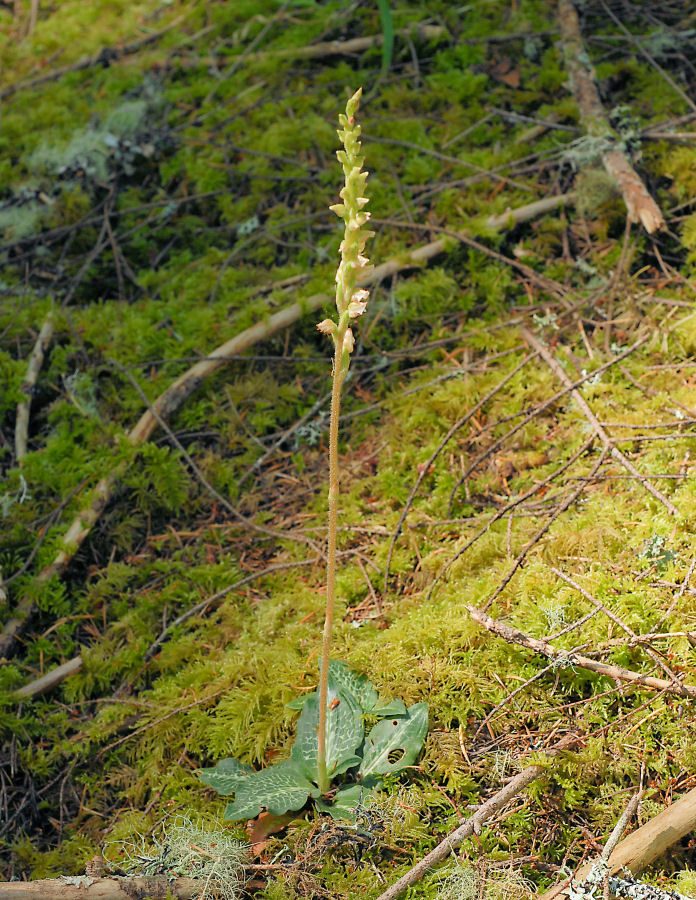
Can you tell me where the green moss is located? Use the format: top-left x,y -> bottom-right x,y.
2,0 -> 696,891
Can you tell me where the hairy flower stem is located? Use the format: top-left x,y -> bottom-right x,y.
317,339 -> 346,793
316,88 -> 373,795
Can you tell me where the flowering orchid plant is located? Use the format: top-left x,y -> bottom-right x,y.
198,90 -> 427,822
315,87 -> 375,794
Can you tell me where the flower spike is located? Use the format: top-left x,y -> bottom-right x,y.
319,88 -> 373,360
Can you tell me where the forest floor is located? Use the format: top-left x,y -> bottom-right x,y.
2,1 -> 696,898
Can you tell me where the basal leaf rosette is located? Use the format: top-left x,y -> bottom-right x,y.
197,662 -> 428,822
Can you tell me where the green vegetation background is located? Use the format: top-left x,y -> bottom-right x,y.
2,0 -> 696,896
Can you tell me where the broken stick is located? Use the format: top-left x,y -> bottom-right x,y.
15,312 -> 55,464
557,0 -> 665,233
248,24 -> 448,63
14,656 -> 83,699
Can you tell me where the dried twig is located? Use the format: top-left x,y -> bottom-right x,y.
372,217 -> 574,304
477,447 -> 608,611
487,192 -> 576,229
465,605 -> 696,699
112,360 -> 321,552
15,312 -> 55,464
557,0 -> 665,233
141,558 -> 322,664
602,790 -> 643,862
598,1 -> 696,117
550,568 -> 685,688
427,436 -> 596,602
366,135 -> 531,191
96,689 -> 226,757
520,327 -> 679,515
446,336 -> 646,514
373,733 -> 583,900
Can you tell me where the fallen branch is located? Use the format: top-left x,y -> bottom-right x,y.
0,875 -> 201,899
557,0 -> 665,233
602,790 -> 644,862
520,327 -> 679,516
373,733 -> 583,900
465,604 -> 696,699
550,567 -> 685,688
15,312 -> 55,464
538,785 -> 696,900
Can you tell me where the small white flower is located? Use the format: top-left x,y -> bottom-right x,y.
317,319 -> 336,335
343,328 -> 355,353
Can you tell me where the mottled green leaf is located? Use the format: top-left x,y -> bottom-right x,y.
223,758 -> 318,820
286,662 -> 404,718
315,778 -> 382,820
197,757 -> 254,795
359,703 -> 428,778
326,660 -> 379,713
291,682 -> 364,783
